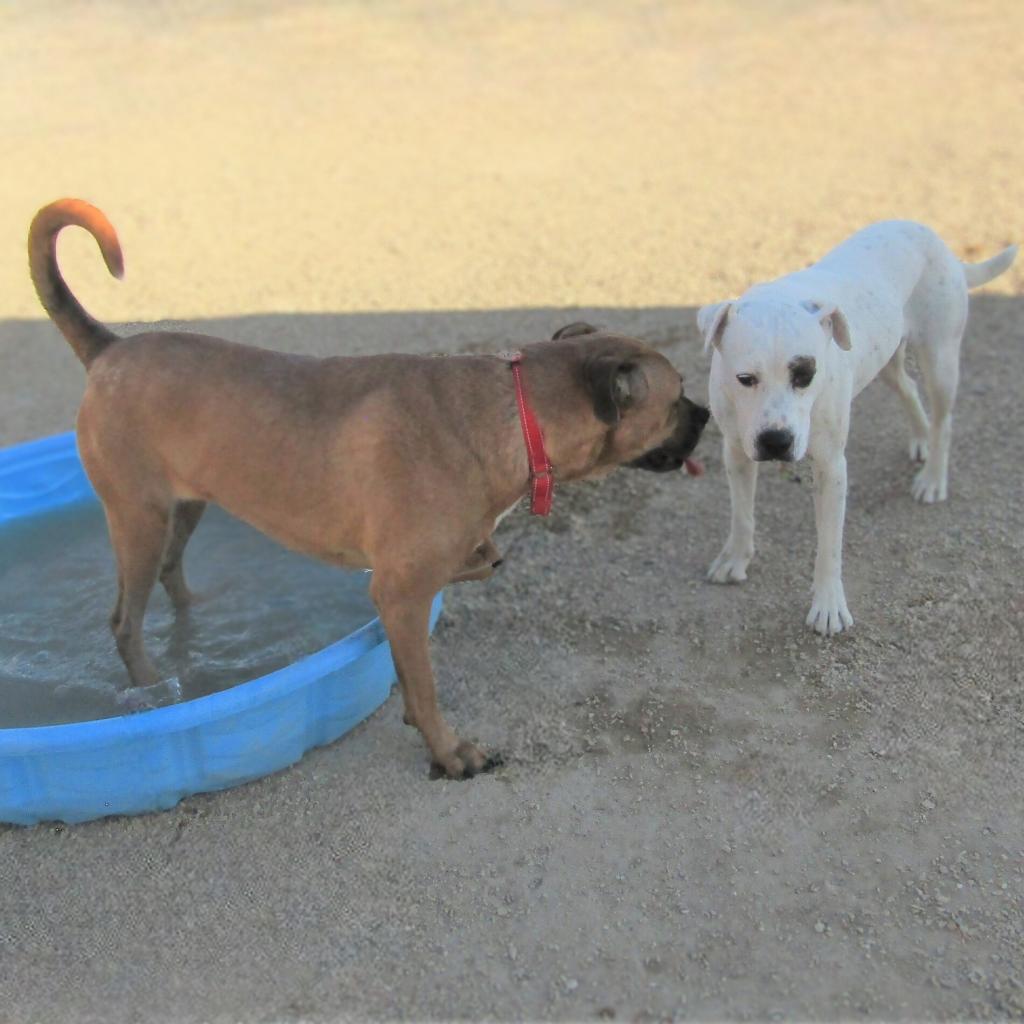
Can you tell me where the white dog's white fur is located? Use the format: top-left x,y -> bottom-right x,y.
698,220 -> 1016,635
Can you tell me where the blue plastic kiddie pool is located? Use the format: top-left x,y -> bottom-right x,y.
0,431 -> 441,826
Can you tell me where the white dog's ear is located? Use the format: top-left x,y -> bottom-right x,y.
697,301 -> 733,355
803,300 -> 852,351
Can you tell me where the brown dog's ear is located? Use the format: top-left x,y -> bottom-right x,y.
552,322 -> 599,340
584,356 -> 649,426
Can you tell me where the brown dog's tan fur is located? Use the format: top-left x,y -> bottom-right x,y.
29,198 -> 706,778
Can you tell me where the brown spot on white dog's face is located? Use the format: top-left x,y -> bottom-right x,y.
789,356 -> 816,390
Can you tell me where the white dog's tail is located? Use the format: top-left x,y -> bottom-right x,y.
962,244 -> 1018,289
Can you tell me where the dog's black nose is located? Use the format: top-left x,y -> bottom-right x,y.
756,428 -> 794,461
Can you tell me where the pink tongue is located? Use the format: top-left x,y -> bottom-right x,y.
684,457 -> 705,477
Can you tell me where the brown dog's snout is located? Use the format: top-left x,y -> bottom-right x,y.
687,398 -> 711,431
629,395 -> 709,472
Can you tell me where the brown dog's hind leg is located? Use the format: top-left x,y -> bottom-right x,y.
105,502 -> 171,687
370,572 -> 494,779
110,571 -> 125,634
159,500 -> 207,608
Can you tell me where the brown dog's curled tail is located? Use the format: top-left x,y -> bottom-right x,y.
28,198 -> 124,368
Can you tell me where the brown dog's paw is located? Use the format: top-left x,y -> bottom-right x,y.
429,741 -> 503,780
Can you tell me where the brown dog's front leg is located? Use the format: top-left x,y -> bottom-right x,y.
448,537 -> 504,584
371,575 -> 492,779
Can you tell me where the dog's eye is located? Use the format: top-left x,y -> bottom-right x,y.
736,374 -> 758,388
789,357 -> 816,390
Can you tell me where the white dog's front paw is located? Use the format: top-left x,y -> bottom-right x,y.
908,437 -> 929,463
806,583 -> 853,636
911,466 -> 947,504
708,545 -> 753,583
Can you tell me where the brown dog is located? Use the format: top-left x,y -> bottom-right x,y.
29,198 -> 708,778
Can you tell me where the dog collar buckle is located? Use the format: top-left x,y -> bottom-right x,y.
505,351 -> 554,516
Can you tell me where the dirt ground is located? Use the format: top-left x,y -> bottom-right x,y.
1,2 -> 1023,1022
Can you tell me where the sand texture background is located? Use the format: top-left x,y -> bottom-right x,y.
1,1 -> 1023,1021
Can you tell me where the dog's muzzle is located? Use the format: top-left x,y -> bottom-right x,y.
755,428 -> 795,462
629,398 -> 710,473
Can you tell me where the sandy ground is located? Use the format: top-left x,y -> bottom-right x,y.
1,1 -> 1023,1021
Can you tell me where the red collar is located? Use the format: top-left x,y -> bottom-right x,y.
505,351 -> 554,516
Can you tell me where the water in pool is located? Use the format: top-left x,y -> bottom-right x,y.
0,502 -> 377,728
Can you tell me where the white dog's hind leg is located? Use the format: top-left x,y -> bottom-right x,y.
879,341 -> 930,462
912,338 -> 961,503
806,453 -> 854,636
708,438 -> 758,583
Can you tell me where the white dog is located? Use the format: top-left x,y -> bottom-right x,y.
698,221 -> 1016,635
